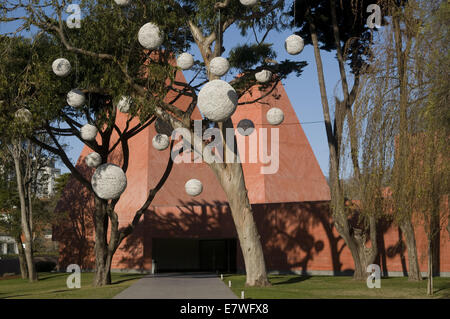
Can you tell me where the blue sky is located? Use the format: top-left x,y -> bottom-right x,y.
1,6 -> 345,178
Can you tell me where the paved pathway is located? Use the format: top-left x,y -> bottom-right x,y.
113,272 -> 238,299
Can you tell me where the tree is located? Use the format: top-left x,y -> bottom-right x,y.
293,0 -> 380,280
404,0 -> 449,294
2,0 -> 304,286
0,36 -> 59,282
351,0 -> 449,288
0,156 -> 28,279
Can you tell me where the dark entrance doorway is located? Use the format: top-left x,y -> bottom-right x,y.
152,238 -> 236,273
199,239 -> 236,272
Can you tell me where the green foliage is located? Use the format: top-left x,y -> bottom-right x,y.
229,43 -> 276,70
54,173 -> 71,197
293,0 -> 378,74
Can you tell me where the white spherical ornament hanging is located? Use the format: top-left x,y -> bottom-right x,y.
80,124 -> 98,141
177,53 -> 194,70
266,107 -> 284,126
209,57 -> 230,77
240,0 -> 258,6
138,22 -> 164,50
255,70 -> 272,83
152,134 -> 170,151
52,58 -> 71,77
197,80 -> 238,122
285,34 -> 304,55
117,96 -> 132,113
91,164 -> 127,200
67,89 -> 86,108
185,179 -> 203,197
85,152 -> 102,168
114,0 -> 130,6
15,108 -> 32,123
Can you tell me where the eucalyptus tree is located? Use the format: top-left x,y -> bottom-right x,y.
1,0 -> 305,286
293,0 -> 379,280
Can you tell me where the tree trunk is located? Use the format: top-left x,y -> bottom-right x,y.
15,235 -> 28,279
338,217 -> 378,281
309,16 -> 366,281
23,241 -> 37,282
400,219 -> 422,281
210,160 -> 270,287
93,198 -> 112,286
12,148 -> 38,282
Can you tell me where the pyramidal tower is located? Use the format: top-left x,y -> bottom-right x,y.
54,70 -> 331,273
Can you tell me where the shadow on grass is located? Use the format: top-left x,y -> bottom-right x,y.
272,275 -> 312,285
37,273 -> 66,281
112,275 -> 144,285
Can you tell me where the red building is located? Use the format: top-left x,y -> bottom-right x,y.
54,72 -> 450,277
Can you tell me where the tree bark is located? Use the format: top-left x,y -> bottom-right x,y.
93,198 -> 112,286
209,160 -> 270,287
15,235 -> 28,279
400,219 -> 422,281
12,145 -> 38,282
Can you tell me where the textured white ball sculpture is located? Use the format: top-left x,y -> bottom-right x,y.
67,89 -> 86,108
185,179 -> 203,197
138,22 -> 164,50
114,0 -> 130,6
80,124 -> 98,141
240,0 -> 258,6
209,57 -> 230,77
285,34 -> 304,55
152,134 -> 170,151
85,152 -> 102,168
255,70 -> 272,83
197,80 -> 238,122
177,53 -> 194,70
91,164 -> 127,200
266,107 -> 284,125
52,58 -> 71,77
15,108 -> 32,123
117,96 -> 132,113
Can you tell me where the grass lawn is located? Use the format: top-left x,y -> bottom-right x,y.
224,274 -> 450,299
0,272 -> 144,299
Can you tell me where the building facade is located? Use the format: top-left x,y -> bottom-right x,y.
54,74 -> 450,276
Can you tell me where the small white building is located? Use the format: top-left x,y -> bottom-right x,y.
36,159 -> 61,198
0,234 -> 18,255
